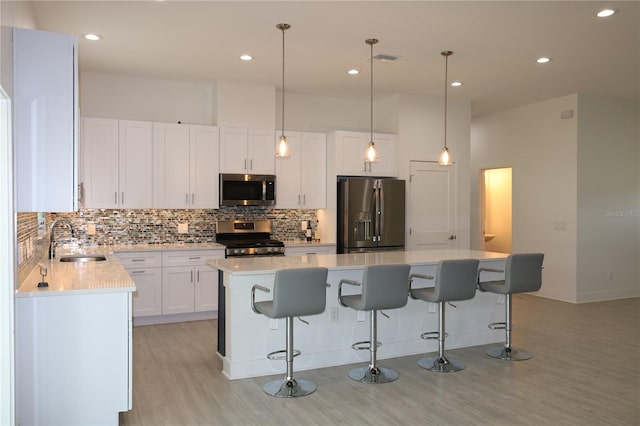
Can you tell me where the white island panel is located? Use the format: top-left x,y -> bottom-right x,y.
208,249 -> 509,379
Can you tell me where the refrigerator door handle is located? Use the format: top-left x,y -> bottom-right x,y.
375,182 -> 382,242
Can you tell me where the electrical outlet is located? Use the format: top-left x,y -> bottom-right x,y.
428,302 -> 436,313
607,272 -> 614,282
497,294 -> 505,305
357,311 -> 366,322
178,223 -> 189,234
269,319 -> 279,330
87,223 -> 96,235
330,307 -> 339,321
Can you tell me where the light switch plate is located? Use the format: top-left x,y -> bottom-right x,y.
178,223 -> 189,234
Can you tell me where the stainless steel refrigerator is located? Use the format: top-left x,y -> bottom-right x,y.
337,178 -> 405,253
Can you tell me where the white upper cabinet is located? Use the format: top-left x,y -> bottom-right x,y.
332,130 -> 398,177
14,28 -> 78,212
82,118 -> 153,209
219,127 -> 275,174
153,123 -> 219,209
276,131 -> 327,209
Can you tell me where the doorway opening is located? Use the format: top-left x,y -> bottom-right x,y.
481,167 -> 512,253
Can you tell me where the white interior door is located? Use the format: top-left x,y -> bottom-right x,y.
407,161 -> 457,250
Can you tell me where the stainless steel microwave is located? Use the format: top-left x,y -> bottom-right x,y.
219,174 -> 276,207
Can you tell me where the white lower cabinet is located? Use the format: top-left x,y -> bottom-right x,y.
117,249 -> 223,321
16,292 -> 132,425
117,252 -> 162,317
162,250 -> 223,315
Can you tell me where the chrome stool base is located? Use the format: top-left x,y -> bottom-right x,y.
486,346 -> 532,361
418,355 -> 465,372
263,378 -> 317,398
348,365 -> 399,384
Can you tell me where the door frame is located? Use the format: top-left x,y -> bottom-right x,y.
0,84 -> 16,425
479,166 -> 513,253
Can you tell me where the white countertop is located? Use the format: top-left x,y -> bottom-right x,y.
207,248 -> 508,276
17,242 -> 226,297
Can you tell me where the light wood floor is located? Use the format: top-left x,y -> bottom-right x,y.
120,295 -> 639,426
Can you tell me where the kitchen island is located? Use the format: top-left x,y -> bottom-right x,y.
208,249 -> 509,380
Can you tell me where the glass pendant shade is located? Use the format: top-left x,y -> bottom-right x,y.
277,134 -> 289,158
438,146 -> 451,166
366,141 -> 378,162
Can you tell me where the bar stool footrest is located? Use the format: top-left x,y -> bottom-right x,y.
420,331 -> 447,340
488,322 -> 506,330
267,349 -> 301,360
351,340 -> 382,350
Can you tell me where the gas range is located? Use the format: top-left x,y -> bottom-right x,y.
215,220 -> 285,258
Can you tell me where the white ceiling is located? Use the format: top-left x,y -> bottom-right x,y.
28,0 -> 640,116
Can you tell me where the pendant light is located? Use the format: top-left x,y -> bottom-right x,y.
276,23 -> 291,158
365,38 -> 379,163
438,50 -> 453,166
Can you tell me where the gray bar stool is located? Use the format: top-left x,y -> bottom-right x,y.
409,259 -> 480,372
338,264 -> 411,384
478,253 -> 544,361
251,267 -> 329,397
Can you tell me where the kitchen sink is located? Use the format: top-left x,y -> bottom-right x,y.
59,255 -> 107,263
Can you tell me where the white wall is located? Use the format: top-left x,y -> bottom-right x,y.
471,95 -> 579,302
276,91 -> 372,133
216,80 -> 274,129
80,72 -> 214,125
576,95 -> 640,302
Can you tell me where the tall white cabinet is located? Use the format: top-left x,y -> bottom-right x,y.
153,123 -> 219,208
81,118 -> 153,208
14,27 -> 78,212
276,131 -> 327,209
219,127 -> 275,174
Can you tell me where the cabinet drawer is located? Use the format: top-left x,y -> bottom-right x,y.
116,251 -> 162,268
162,250 -> 224,267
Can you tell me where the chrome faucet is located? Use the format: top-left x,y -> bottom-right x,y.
49,218 -> 75,259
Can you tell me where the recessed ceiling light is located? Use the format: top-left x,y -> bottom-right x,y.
347,69 -> 359,75
597,8 -> 618,18
240,54 -> 253,61
451,81 -> 463,87
84,33 -> 101,41
536,57 -> 551,64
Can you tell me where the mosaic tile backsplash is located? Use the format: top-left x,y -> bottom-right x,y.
17,208 -> 318,284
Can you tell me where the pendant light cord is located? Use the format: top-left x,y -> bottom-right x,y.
281,26 -> 285,137
370,40 -> 373,144
444,52 -> 448,150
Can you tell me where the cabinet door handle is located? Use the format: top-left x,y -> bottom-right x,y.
188,257 -> 201,260
303,194 -> 306,205
114,192 -> 118,204
244,159 -> 247,169
191,193 -> 195,204
185,193 -> 189,204
131,259 -> 146,262
190,270 -> 194,282
130,270 -> 145,274
197,270 -> 200,282
250,159 -> 253,170
297,194 -> 300,204
121,192 -> 124,204
363,161 -> 367,172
